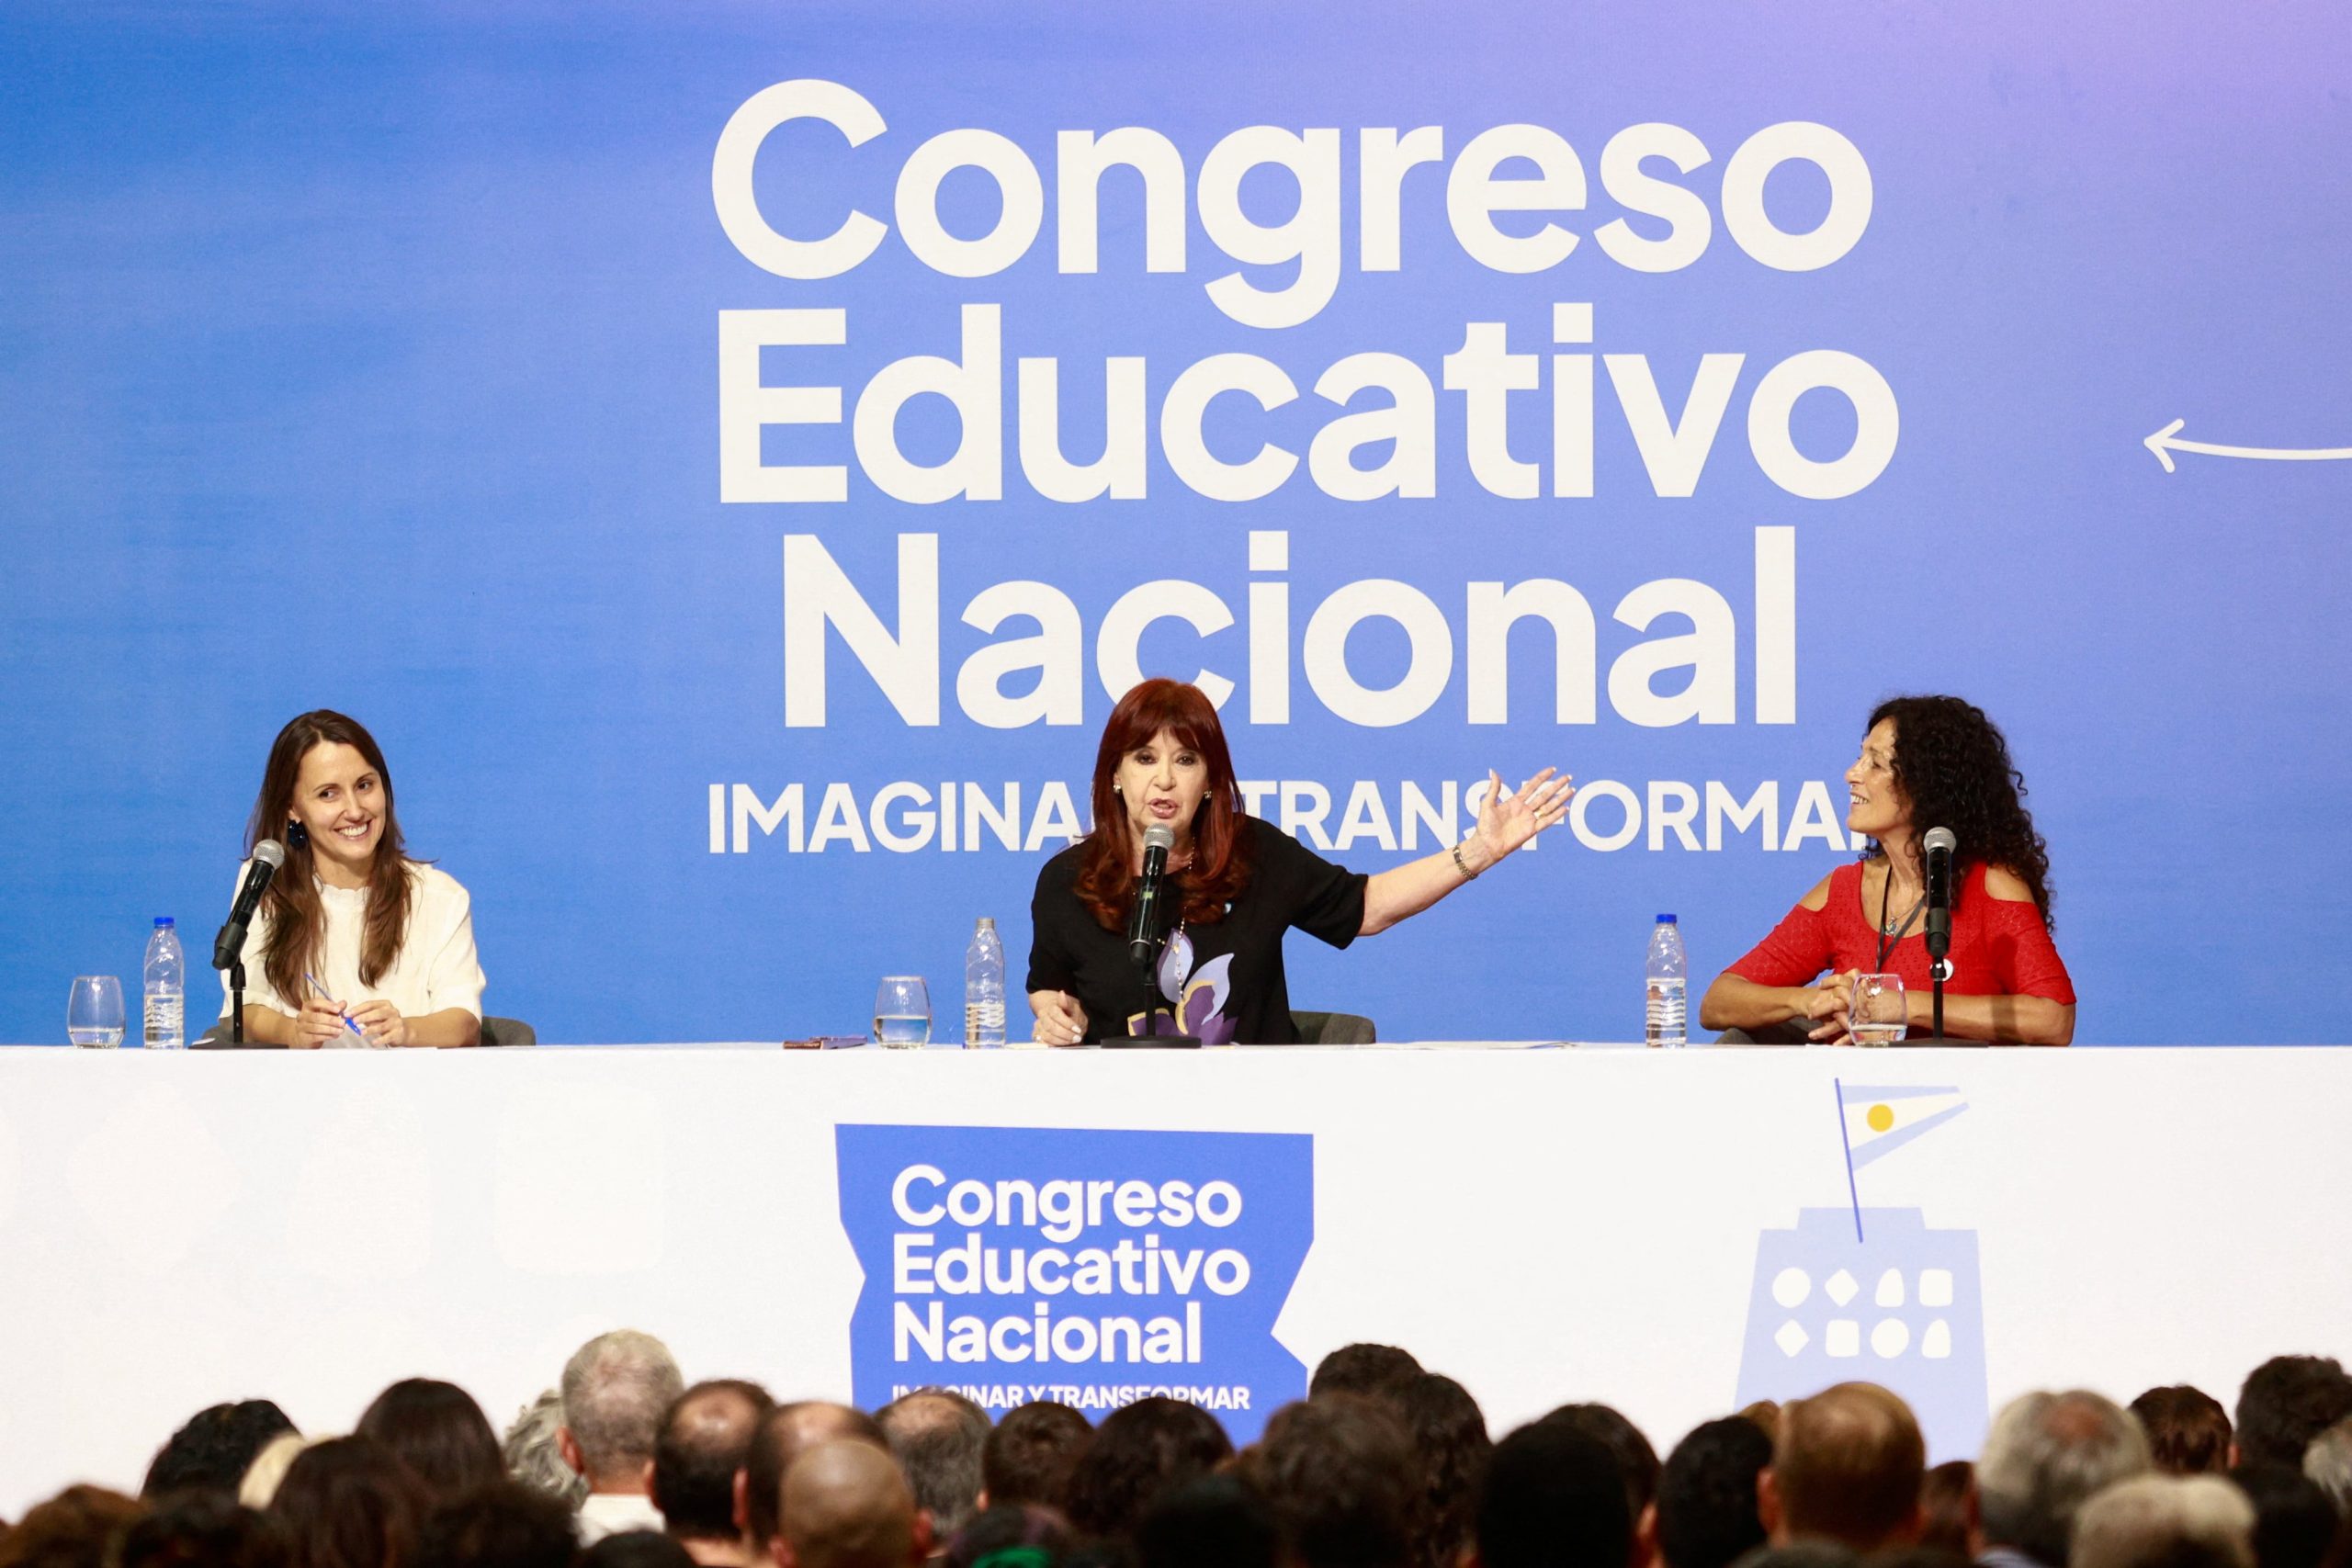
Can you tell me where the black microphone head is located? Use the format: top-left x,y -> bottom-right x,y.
254,839 -> 288,872
1142,824 -> 1176,854
1923,826 -> 1956,857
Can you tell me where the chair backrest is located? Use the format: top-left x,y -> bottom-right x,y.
1290,1010 -> 1375,1045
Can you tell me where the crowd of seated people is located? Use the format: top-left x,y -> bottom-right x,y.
4,1337 -> 2349,1568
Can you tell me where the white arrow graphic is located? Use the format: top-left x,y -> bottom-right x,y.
2144,418 -> 2352,474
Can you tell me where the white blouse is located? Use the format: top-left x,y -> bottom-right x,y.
218,861 -> 486,1029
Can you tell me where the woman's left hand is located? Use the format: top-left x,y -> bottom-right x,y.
1464,767 -> 1576,873
346,999 -> 410,1048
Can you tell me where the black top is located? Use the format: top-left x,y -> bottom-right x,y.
1026,816 -> 1368,1044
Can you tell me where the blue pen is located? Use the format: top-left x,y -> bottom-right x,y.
303,973 -> 368,1040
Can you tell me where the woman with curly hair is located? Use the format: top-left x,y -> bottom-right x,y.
1700,695 -> 2075,1044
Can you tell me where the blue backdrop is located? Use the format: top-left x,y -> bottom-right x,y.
4,0 -> 2346,1044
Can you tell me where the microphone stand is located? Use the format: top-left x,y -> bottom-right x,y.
1110,920 -> 1202,1049
230,960 -> 246,1045
1931,960 -> 1945,1043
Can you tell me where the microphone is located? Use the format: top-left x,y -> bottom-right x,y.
1923,826 -> 1956,961
213,839 -> 287,970
1128,824 -> 1175,975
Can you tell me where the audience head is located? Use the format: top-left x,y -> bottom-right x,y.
242,1436 -> 319,1510
144,1401 -> 301,1500
875,1389 -> 991,1541
2071,1475 -> 2256,1568
267,1437 -> 431,1568
1135,1476 -> 1279,1568
0,1486 -> 147,1568
501,1391 -> 588,1508
410,1482 -> 576,1568
653,1379 -> 775,1544
1761,1382 -> 1926,1553
1476,1420 -> 1633,1568
2224,1465 -> 2341,1568
744,1403 -> 890,1550
1236,1394 -> 1418,1568
1396,1373 -> 1490,1568
2301,1417 -> 2352,1516
775,1440 -> 928,1568
586,1533 -> 701,1568
2236,1360 -> 2352,1472
1063,1396 -> 1235,1544
1310,1344 -> 1425,1404
1544,1403 -> 1663,1522
1918,1461 -> 1978,1558
355,1382 -> 503,1505
1656,1416 -> 1774,1568
561,1331 -> 688,1493
2132,1389 -> 2235,1478
944,1505 -> 1074,1568
1978,1390 -> 2154,1568
1725,1547 -> 1857,1568
980,1402 -> 1092,1512
115,1491 -> 291,1568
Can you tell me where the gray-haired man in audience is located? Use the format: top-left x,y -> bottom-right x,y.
2070,1475 -> 2255,1568
1976,1391 -> 2153,1568
560,1328 -> 687,1543
875,1389 -> 989,1547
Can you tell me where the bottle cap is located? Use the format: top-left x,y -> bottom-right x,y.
154,917 -> 174,928
977,916 -> 996,931
1656,913 -> 1677,923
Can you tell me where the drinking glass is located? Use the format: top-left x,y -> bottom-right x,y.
1849,973 -> 1906,1046
68,976 -> 126,1048
872,976 -> 932,1048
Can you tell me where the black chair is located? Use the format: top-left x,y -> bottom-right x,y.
1291,1010 -> 1375,1045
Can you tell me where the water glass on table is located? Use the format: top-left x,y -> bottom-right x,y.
1849,973 -> 1906,1046
69,976 -> 126,1048
873,976 -> 932,1048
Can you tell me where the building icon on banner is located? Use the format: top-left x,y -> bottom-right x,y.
1734,1084 -> 1989,1460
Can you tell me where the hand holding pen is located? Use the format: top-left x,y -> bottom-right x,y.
300,973 -> 369,1048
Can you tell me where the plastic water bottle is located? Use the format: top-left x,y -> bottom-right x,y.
1645,914 -> 1687,1048
142,917 -> 186,1050
965,917 -> 1006,1047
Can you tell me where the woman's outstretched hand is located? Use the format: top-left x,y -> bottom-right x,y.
1464,767 -> 1576,873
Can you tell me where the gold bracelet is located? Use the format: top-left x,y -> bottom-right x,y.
1452,842 -> 1479,880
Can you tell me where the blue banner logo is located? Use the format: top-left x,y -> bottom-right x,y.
835,1124 -> 1314,1440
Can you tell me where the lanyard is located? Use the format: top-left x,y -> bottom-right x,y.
1874,864 -> 1926,973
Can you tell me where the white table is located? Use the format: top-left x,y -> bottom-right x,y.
2,1044 -> 2346,1515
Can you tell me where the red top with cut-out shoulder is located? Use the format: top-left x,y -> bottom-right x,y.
1728,860 -> 2075,1004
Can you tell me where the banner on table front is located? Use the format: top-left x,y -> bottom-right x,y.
835,1123 -> 1313,1439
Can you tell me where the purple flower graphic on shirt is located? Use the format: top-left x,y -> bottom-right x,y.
1152,953 -> 1235,1043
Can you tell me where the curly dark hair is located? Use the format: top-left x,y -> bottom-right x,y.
1863,695 -> 2055,931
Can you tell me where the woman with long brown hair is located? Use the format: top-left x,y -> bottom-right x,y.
1026,678 -> 1572,1044
219,710 -> 483,1047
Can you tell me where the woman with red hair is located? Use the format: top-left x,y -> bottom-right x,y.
1026,678 -> 1572,1044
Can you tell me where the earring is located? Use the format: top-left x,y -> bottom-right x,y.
286,819 -> 310,851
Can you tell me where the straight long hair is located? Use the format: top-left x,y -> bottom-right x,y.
1073,680 -> 1251,930
243,710 -> 416,1006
